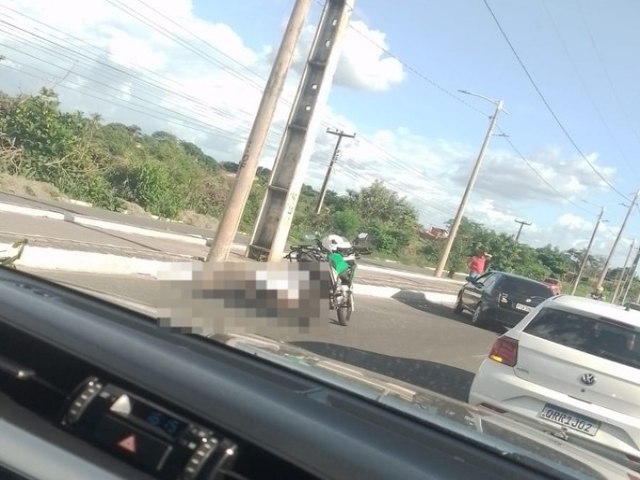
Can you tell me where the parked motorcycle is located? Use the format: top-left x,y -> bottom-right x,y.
285,232 -> 371,326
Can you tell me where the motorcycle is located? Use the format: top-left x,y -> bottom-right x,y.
285,232 -> 371,326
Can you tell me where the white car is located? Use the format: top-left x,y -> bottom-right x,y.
469,295 -> 640,470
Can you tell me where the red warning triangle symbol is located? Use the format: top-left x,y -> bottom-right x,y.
117,434 -> 137,453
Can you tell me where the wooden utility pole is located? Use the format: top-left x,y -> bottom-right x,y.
206,0 -> 312,263
612,239 -> 636,304
571,207 -> 604,295
514,219 -> 531,243
315,128 -> 355,215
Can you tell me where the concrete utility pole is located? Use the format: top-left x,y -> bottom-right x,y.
247,0 -> 355,262
315,128 -> 356,215
571,207 -> 604,295
434,93 -> 505,277
514,219 -> 531,243
612,238 -> 636,304
621,245 -> 640,305
206,0 -> 312,263
596,189 -> 640,290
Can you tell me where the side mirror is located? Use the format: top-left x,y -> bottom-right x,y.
304,233 -> 316,241
357,232 -> 368,240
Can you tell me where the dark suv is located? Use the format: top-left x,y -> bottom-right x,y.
454,271 -> 555,329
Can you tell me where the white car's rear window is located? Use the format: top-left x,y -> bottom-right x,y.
523,308 -> 640,369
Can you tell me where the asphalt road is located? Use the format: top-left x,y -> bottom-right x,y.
26,268 -> 498,402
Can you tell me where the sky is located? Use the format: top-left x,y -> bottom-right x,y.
1,0 -> 640,266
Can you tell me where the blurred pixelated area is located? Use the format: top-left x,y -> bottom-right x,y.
155,262 -> 331,335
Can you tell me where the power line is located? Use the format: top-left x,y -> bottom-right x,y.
0,7 -> 260,124
541,0 -> 639,177
0,16 -> 258,126
0,59 -> 254,143
495,127 -> 598,216
576,0 -> 640,151
482,0 -> 629,201
104,0 -> 267,94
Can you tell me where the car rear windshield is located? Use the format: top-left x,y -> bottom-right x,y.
500,278 -> 554,298
523,308 -> 640,369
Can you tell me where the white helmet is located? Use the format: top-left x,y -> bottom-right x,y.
322,234 -> 351,252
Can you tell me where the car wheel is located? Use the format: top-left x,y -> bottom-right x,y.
471,304 -> 488,327
453,292 -> 464,314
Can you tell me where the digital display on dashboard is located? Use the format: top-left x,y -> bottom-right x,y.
132,402 -> 188,438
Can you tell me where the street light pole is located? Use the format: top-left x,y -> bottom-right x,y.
434,94 -> 504,277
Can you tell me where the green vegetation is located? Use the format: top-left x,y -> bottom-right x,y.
0,88 -> 638,301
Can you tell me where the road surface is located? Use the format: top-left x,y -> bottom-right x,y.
26,268 -> 498,402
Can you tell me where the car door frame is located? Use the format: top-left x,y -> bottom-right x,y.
462,272 -> 495,310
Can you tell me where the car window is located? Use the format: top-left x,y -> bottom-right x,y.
480,274 -> 496,290
500,277 -> 553,298
524,308 -> 640,369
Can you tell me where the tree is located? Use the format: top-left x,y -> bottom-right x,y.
343,180 -> 419,254
536,244 -> 572,278
221,161 -> 239,173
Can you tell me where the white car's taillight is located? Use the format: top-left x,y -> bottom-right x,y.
488,336 -> 519,367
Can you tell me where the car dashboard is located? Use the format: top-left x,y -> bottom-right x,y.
0,267 -> 618,480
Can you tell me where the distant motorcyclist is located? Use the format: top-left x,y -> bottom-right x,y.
322,234 -> 352,283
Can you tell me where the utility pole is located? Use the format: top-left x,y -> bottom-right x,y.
514,219 -> 531,243
621,245 -> 640,305
612,238 -> 635,304
434,95 -> 505,277
571,207 -> 604,295
596,190 -> 640,290
315,128 -> 356,215
206,0 -> 312,263
247,0 -> 355,262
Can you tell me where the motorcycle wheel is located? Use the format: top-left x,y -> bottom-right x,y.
336,292 -> 353,326
337,305 -> 351,326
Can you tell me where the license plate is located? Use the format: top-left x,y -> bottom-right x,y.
515,303 -> 533,313
539,404 -> 600,436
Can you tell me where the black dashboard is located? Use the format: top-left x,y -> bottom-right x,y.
0,267 -> 618,480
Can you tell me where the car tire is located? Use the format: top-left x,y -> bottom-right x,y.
471,303 -> 488,327
453,292 -> 464,314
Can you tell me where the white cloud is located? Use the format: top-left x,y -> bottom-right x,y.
450,146 -> 616,204
292,19 -> 405,92
333,20 -> 405,92
556,213 -> 593,231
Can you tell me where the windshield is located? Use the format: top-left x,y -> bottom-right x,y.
500,278 -> 554,299
2,0 -> 640,477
